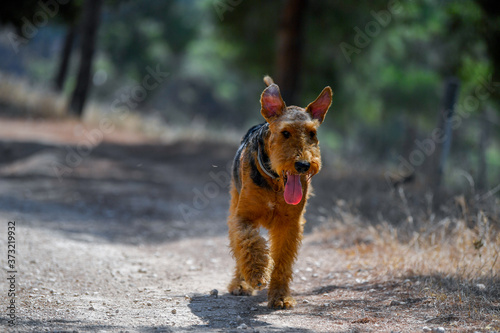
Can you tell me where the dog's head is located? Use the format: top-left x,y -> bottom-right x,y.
260,83 -> 332,205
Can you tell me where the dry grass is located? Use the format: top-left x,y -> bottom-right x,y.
0,73 -> 66,117
84,103 -> 241,144
316,195 -> 500,330
0,73 -> 241,144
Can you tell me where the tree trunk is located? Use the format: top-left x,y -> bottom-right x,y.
402,118 -> 418,163
54,25 -> 77,92
275,0 -> 307,105
477,107 -> 492,191
431,77 -> 460,194
69,0 -> 103,117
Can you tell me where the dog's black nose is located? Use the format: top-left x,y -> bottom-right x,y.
294,161 -> 310,174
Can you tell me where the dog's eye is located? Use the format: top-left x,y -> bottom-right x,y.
282,131 -> 291,139
309,131 -> 316,139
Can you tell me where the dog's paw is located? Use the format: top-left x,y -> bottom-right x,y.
242,254 -> 273,290
267,295 -> 297,309
244,267 -> 271,290
228,279 -> 254,296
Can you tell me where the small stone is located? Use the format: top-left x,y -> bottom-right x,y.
237,323 -> 248,329
302,299 -> 310,304
147,302 -> 152,306
171,309 -> 177,314
250,307 -> 258,311
432,328 -> 445,333
475,283 -> 486,290
184,295 -> 191,300
423,327 -> 431,332
210,289 -> 219,298
89,306 -> 95,311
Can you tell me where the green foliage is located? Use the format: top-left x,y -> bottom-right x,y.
99,0 -> 200,82
1,0 -> 499,186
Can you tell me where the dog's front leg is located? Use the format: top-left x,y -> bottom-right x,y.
227,215 -> 272,295
267,217 -> 303,309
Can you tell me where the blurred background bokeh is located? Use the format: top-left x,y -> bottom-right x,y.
0,0 -> 499,202
2,3 -> 500,328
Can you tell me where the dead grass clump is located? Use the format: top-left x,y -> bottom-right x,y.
317,196 -> 500,326
0,73 -> 67,117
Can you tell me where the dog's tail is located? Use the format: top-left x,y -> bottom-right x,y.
263,75 -> 274,87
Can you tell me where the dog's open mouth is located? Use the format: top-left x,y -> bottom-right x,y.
283,171 -> 314,205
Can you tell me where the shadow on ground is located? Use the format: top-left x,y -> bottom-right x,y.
0,139 -> 236,244
0,136 -> 352,245
3,317 -> 176,332
188,292 -> 316,332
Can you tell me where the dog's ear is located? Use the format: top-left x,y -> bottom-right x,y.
261,83 -> 286,121
306,87 -> 332,124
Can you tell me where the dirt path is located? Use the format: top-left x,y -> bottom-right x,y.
0,117 -> 484,332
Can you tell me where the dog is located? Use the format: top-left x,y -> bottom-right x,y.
227,76 -> 332,309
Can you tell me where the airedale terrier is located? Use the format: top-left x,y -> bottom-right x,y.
227,76 -> 332,309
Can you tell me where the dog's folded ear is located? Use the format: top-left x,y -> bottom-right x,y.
306,87 -> 332,124
261,83 -> 286,121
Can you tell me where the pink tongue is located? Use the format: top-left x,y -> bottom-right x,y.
284,174 -> 303,205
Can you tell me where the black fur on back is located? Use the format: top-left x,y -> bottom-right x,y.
232,123 -> 276,192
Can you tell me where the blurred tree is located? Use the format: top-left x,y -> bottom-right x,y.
276,0 -> 307,104
475,0 -> 500,102
432,77 -> 460,192
96,0 -> 199,107
54,24 -> 77,92
53,0 -> 84,92
428,0 -> 492,194
215,0 -> 398,111
477,107 -> 493,190
69,0 -> 104,116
